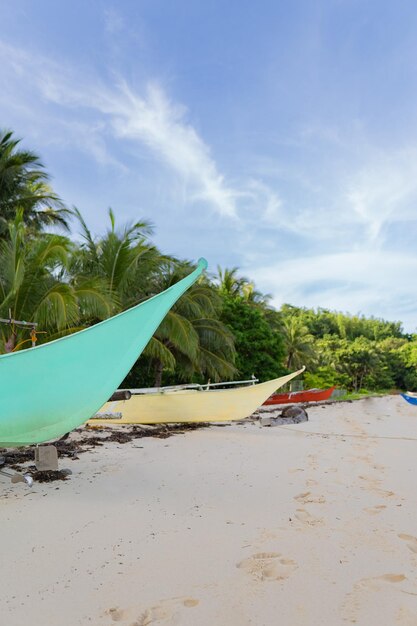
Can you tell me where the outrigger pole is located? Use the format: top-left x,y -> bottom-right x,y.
0,310 -> 38,347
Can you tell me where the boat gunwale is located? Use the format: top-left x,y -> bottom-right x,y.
125,378 -> 260,395
269,385 -> 335,399
90,368 -> 306,408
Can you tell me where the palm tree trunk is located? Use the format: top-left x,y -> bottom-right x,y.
5,333 -> 16,353
154,359 -> 164,387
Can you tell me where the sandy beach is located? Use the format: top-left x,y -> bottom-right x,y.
1,395 -> 417,625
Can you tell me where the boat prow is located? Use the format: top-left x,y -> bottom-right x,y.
0,258 -> 208,446
401,392 -> 417,406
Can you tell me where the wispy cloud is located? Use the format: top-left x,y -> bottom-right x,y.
246,249 -> 417,328
345,148 -> 417,242
99,82 -> 240,217
0,40 -> 317,226
243,179 -> 284,223
0,40 -> 242,218
2,33 -> 417,328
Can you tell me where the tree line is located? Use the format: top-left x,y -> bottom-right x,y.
1,128 -> 417,392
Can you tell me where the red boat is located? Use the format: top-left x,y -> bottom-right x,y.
263,386 -> 335,406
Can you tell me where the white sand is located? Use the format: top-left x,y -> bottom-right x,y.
1,395 -> 417,625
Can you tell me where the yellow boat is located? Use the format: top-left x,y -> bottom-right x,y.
89,368 -> 305,425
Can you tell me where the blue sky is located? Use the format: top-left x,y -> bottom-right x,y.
2,1 -> 417,329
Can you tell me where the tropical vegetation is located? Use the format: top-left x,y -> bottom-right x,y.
2,128 -> 417,393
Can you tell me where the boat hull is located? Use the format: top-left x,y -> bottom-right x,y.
263,386 -> 335,406
401,393 -> 417,406
90,369 -> 305,425
0,259 -> 207,447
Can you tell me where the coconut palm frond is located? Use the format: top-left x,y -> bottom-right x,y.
73,277 -> 116,320
71,206 -> 99,262
196,347 -> 238,381
156,310 -> 199,359
35,282 -> 79,331
194,319 -> 235,353
143,336 -> 177,371
0,129 -> 68,231
281,316 -> 316,369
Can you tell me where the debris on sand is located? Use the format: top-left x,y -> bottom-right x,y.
259,405 -> 308,427
0,422 -> 209,483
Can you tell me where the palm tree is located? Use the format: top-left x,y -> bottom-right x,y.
69,207 -> 159,316
281,316 -> 316,370
241,281 -> 272,307
216,266 -> 271,307
146,261 -> 236,385
0,129 -> 69,235
0,211 -> 110,352
71,209 -> 237,386
216,266 -> 247,297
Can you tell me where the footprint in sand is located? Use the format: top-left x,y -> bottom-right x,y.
398,534 -> 417,554
358,475 -> 395,499
364,504 -> 386,516
106,607 -> 128,622
366,574 -> 406,587
132,597 -> 199,625
134,605 -> 172,626
237,552 -> 297,582
342,573 -> 407,622
294,491 -> 326,505
374,488 -> 395,498
294,508 -> 324,526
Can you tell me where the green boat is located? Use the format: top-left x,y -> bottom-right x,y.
0,258 -> 207,447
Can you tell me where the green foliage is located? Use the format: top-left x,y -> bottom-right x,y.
216,265 -> 271,306
3,129 -> 417,396
396,342 -> 417,390
0,212 -> 108,351
304,366 -> 349,390
71,212 -> 237,387
279,304 -> 415,392
0,129 -> 69,234
281,304 -> 404,342
220,294 -> 286,381
140,262 -> 237,386
281,316 -> 315,369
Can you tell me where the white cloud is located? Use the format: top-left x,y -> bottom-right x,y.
243,179 -> 284,223
2,38 -> 417,329
0,40 -> 241,218
245,250 -> 417,329
0,40 -> 322,227
345,148 -> 417,242
99,82 -> 239,217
